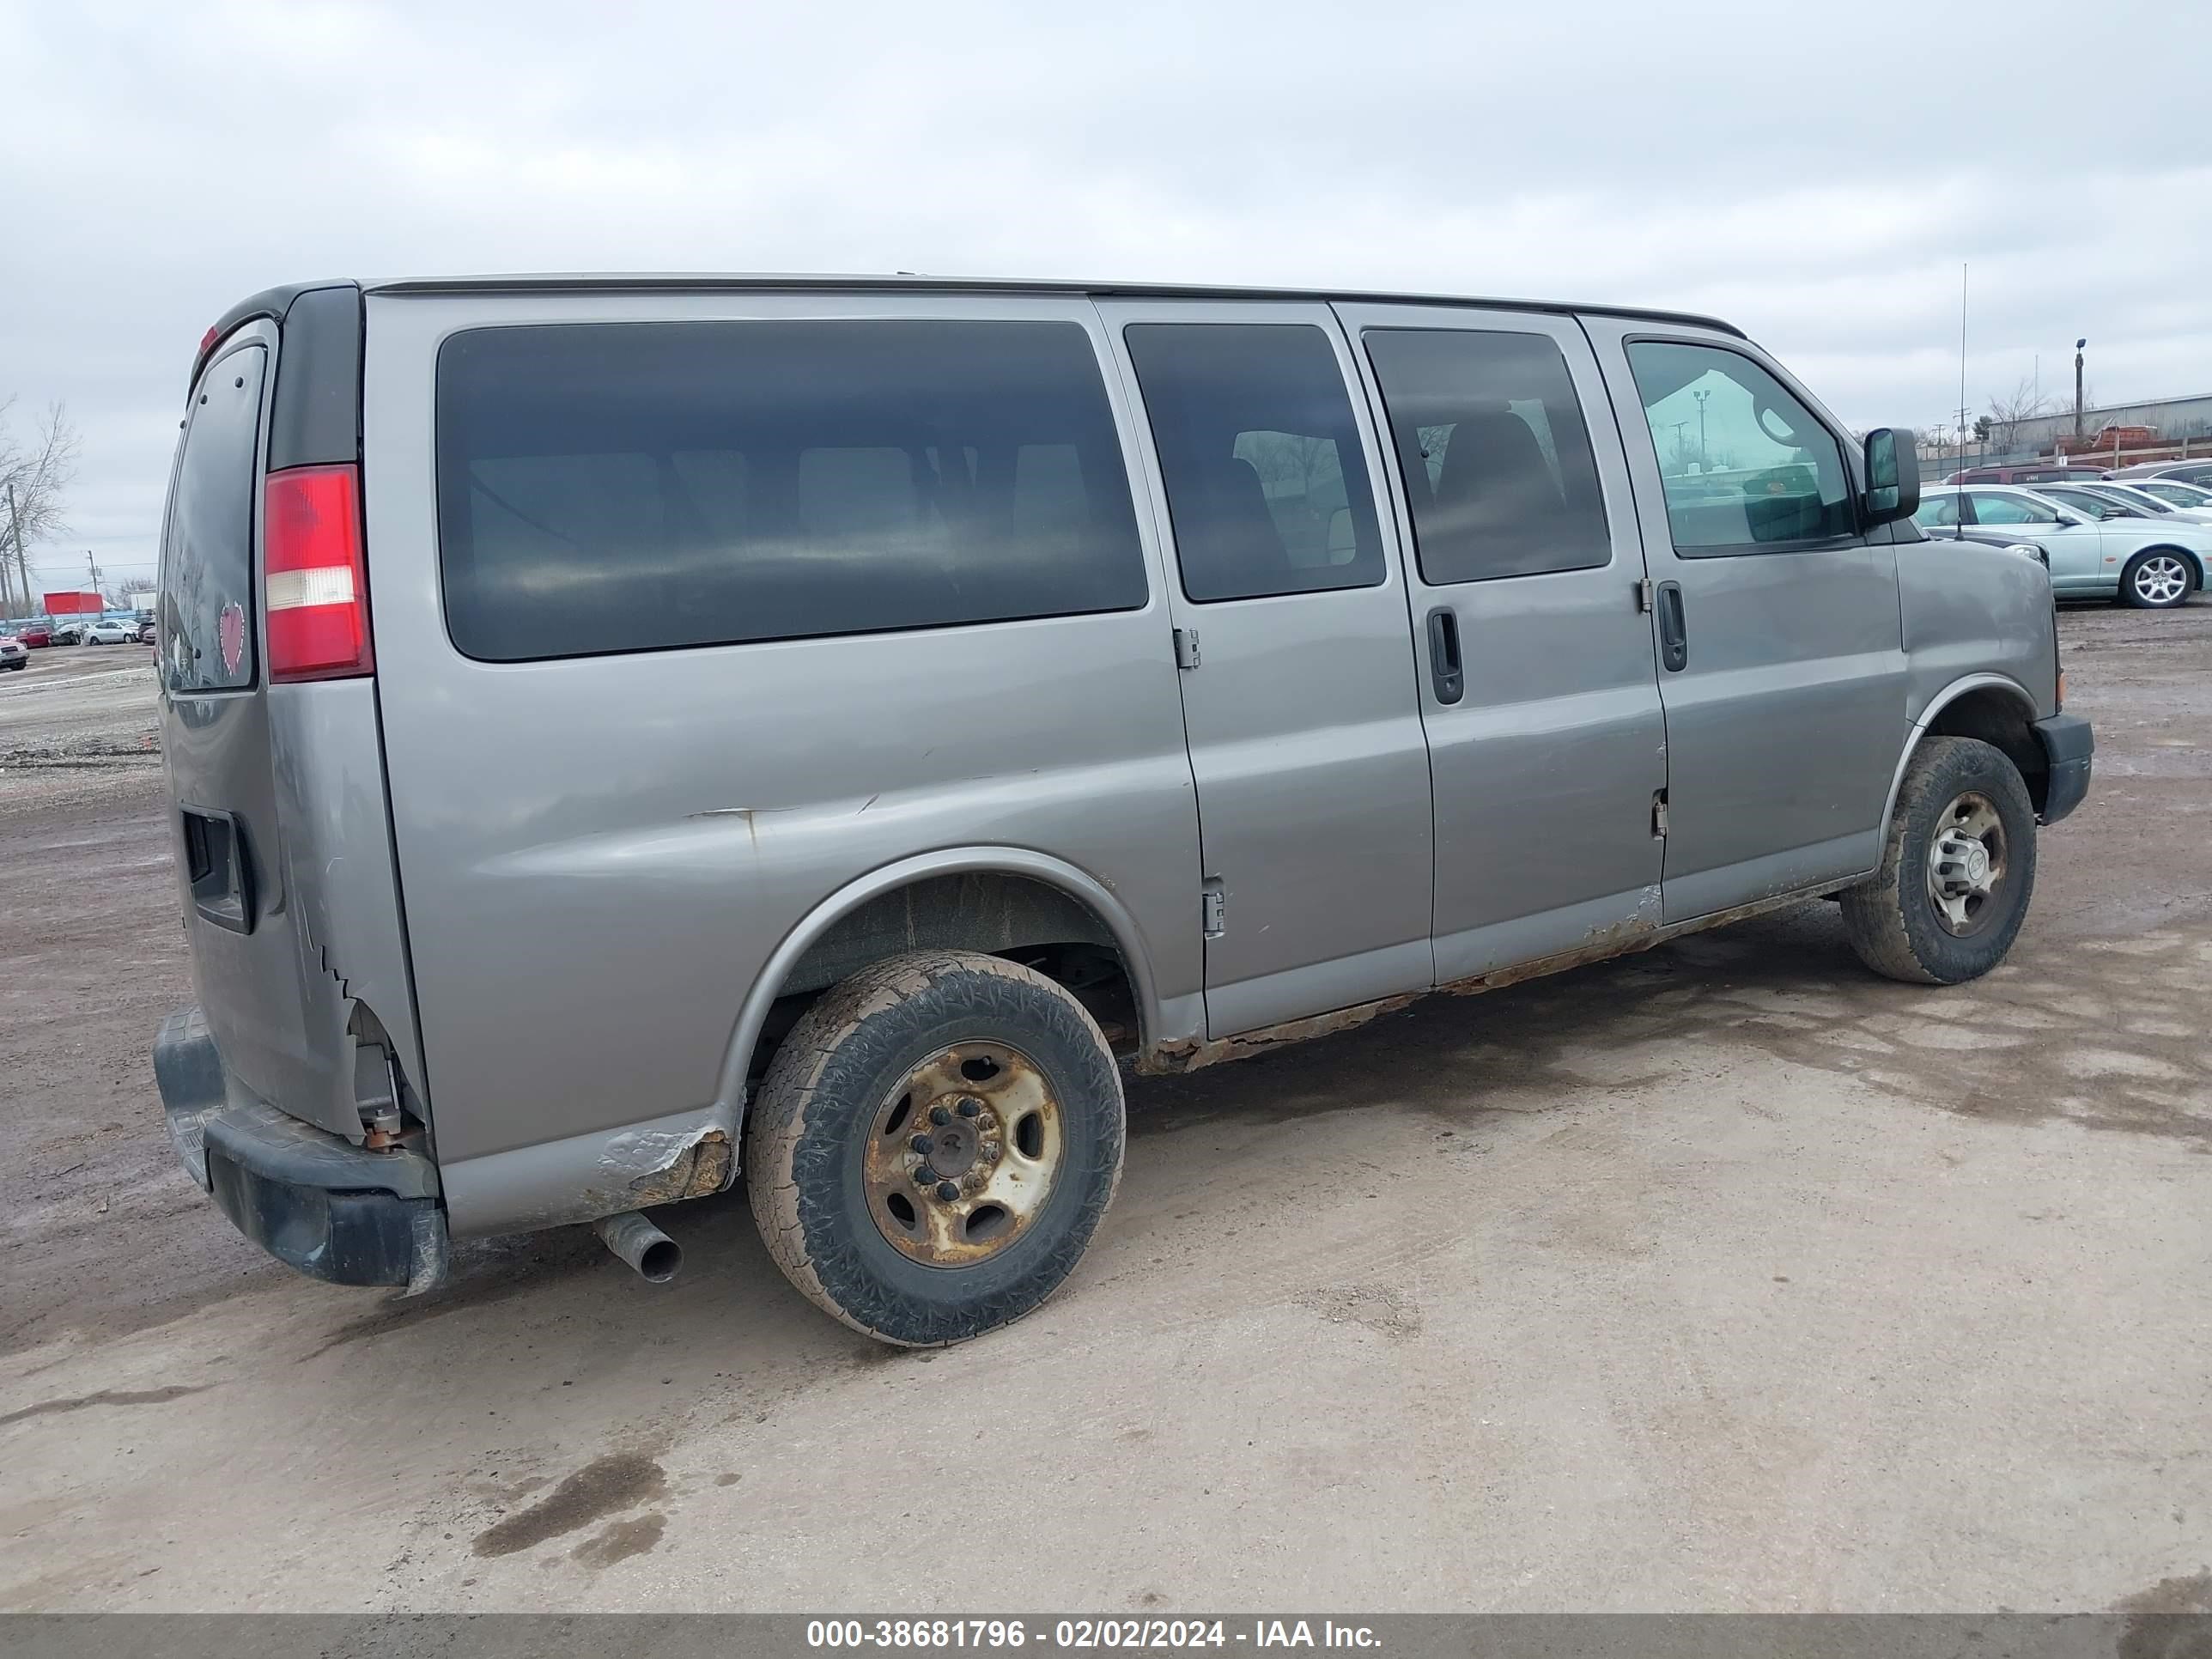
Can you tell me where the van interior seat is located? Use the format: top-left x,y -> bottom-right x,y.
1431,410 -> 1571,550
1193,454 -> 1292,594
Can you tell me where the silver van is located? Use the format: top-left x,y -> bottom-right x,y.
151,276 -> 2093,1345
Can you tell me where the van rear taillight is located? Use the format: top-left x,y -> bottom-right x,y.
263,464 -> 372,682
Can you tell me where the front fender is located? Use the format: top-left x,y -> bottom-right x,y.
1898,538 -> 2059,728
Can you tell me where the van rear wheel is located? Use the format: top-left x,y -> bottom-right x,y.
746,949 -> 1124,1346
1840,736 -> 2037,985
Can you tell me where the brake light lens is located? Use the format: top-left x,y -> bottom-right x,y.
263,464 -> 372,681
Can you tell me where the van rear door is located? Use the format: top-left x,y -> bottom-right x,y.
159,294 -> 420,1145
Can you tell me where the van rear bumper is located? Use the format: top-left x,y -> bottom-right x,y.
154,1006 -> 448,1291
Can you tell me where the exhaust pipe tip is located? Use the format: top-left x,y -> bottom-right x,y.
592,1211 -> 682,1284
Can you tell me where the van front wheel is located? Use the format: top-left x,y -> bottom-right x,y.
1841,736 -> 2037,985
746,950 -> 1124,1346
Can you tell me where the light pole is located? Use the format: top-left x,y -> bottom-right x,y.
2075,338 -> 2087,446
1693,389 -> 1711,469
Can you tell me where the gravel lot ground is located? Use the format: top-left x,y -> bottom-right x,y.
1,618 -> 2207,1613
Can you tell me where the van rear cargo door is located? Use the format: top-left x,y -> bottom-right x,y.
159,326 -> 366,1140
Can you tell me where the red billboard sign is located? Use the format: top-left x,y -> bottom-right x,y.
44,591 -> 102,615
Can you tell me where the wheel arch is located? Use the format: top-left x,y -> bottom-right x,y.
715,848 -> 1164,1130
1880,675 -> 2046,843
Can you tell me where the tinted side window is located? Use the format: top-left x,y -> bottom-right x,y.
1626,341 -> 1853,553
1364,329 -> 1610,584
1973,492 -> 2063,526
2094,488 -> 2166,514
435,320 -> 1147,662
1123,324 -> 1384,603
160,345 -> 265,691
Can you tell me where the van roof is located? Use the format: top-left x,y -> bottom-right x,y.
210,274 -> 1748,342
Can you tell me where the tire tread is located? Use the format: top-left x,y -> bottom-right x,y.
746,949 -> 1121,1346
1842,736 -> 2036,985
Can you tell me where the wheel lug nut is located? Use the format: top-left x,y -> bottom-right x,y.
935,1181 -> 959,1202
913,1169 -> 933,1188
957,1097 -> 981,1118
929,1105 -> 951,1127
909,1133 -> 933,1156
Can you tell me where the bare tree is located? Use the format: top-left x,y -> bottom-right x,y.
0,400 -> 82,615
1985,374 -> 2051,428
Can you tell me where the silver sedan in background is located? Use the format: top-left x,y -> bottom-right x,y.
1915,484 -> 2208,607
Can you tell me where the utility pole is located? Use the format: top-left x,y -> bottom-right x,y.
1693,389 -> 1711,469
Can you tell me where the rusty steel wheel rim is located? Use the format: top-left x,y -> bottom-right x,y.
1925,789 -> 2008,937
860,1041 -> 1065,1267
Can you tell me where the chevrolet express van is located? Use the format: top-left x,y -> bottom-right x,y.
151,276 -> 2093,1345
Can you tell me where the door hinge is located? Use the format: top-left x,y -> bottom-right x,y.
1201,880 -> 1226,939
1636,577 -> 1656,613
1651,791 -> 1669,838
1174,626 -> 1201,670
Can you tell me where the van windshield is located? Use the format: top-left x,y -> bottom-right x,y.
160,345 -> 265,691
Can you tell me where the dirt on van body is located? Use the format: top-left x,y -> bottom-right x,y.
1,617 -> 2207,1612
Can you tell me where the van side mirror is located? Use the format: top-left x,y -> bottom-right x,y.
1863,428 -> 1919,526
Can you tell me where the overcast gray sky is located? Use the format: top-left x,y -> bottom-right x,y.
7,0 -> 2209,596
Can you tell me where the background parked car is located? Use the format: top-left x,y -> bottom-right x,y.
2109,459 -> 2212,486
11,618 -> 54,647
48,618 -> 88,645
137,620 -> 157,644
2033,483 -> 2211,527
2130,478 -> 2212,513
1915,483 -> 2209,607
80,618 -> 139,645
0,635 -> 26,671
1942,464 -> 2109,485
2084,483 -> 2212,524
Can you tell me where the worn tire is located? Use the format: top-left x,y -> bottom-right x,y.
1840,735 -> 2037,985
2120,548 -> 2192,609
746,949 -> 1124,1346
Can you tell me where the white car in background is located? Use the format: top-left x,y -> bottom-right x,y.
2044,479 -> 2212,526
79,618 -> 138,645
1915,484 -> 2209,608
2078,482 -> 2212,525
2130,477 -> 2212,514
2030,482 -> 2212,529
2110,459 -> 2212,487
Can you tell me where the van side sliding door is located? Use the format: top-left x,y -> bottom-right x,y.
1336,304 -> 1668,981
1097,301 -> 1436,1039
